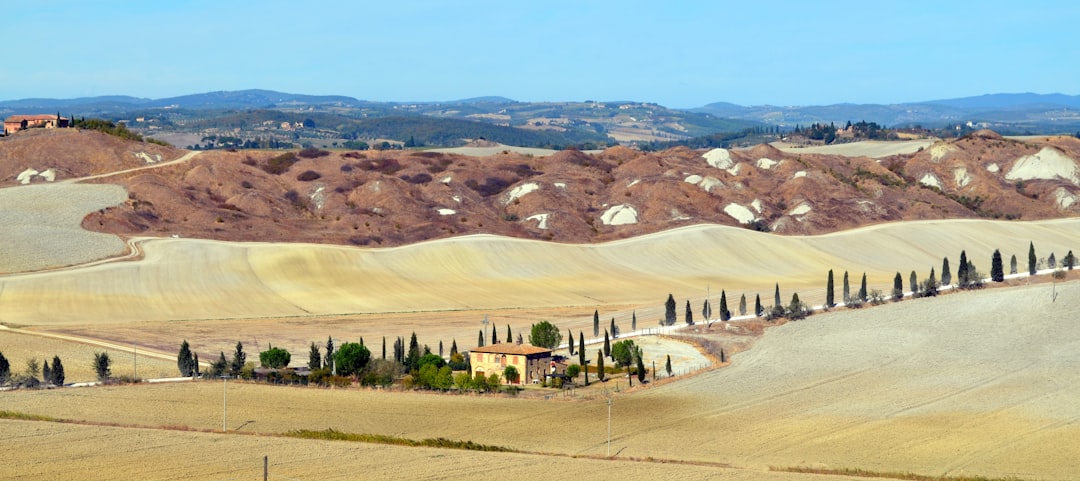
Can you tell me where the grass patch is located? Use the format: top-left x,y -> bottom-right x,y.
773,466 -> 1032,481
284,428 -> 516,452
0,410 -> 60,422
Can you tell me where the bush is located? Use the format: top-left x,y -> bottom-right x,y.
464,177 -> 513,197
400,173 -> 433,184
297,170 -> 322,181
565,364 -> 581,379
297,147 -> 330,159
259,347 -> 291,369
263,152 -> 298,175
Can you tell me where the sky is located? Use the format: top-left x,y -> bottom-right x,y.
3,1 -> 1079,108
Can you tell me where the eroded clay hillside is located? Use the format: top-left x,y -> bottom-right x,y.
3,128 -> 1079,246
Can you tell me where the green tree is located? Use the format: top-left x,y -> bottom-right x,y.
773,283 -> 781,308
739,294 -> 747,316
308,342 -> 321,370
93,352 -> 112,381
610,317 -> 617,338
603,330 -> 611,357
506,325 -> 512,344
1010,254 -> 1018,274
579,333 -> 587,385
826,269 -> 835,307
719,290 -> 730,321
567,329 -> 575,354
610,339 -> 638,368
597,350 -> 605,381
788,293 -> 807,319
1029,241 -> 1037,275
910,270 -> 918,294
177,340 -> 196,377
43,360 -> 51,386
0,351 -> 10,386
566,364 -> 581,379
941,257 -> 952,286
702,298 -> 712,322
50,356 -> 64,386
229,342 -> 246,376
478,329 -> 484,348
684,300 -> 693,325
259,346 -> 291,368
858,273 -> 868,302
1065,250 -> 1076,270
1049,252 -> 1057,269
665,354 -> 672,377
334,342 -> 371,377
593,309 -> 600,336
528,321 -> 563,349
491,323 -> 498,345
754,294 -> 763,317
843,270 -> 851,303
893,272 -> 904,300
991,249 -> 1004,282
450,339 -> 458,358
503,365 -> 520,384
921,267 -> 939,297
664,294 -> 676,326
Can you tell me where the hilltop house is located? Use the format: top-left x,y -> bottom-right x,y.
4,114 -> 70,134
470,343 -> 552,385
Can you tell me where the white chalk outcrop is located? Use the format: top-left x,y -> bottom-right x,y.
703,148 -> 734,170
437,208 -> 456,216
724,203 -> 756,224
1053,188 -> 1077,210
919,173 -> 942,189
953,167 -> 971,188
600,204 -> 638,225
525,213 -> 549,229
1005,147 -> 1080,185
756,158 -> 779,170
505,182 -> 539,204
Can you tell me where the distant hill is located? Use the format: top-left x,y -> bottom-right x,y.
693,93 -> 1080,132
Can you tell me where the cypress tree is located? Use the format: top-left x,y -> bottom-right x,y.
610,317 -> 616,338
893,272 -> 904,300
991,249 -> 1004,282
382,337 -> 387,359
478,329 -> 484,348
178,340 -> 195,377
942,257 -> 952,286
702,299 -> 711,322
567,329 -> 575,354
324,336 -> 334,369
1065,250 -> 1075,270
636,351 -> 646,384
843,271 -> 851,303
594,309 -> 600,336
773,283 -> 781,308
308,342 -> 321,370
578,333 -> 586,376
43,360 -> 51,385
910,270 -> 918,294
1010,254 -> 1018,274
632,311 -> 637,331
925,267 -> 938,297
958,250 -> 969,287
664,295 -> 676,326
603,330 -> 610,357
450,339 -> 458,357
506,325 -> 512,344
439,340 -> 444,357
858,273 -> 867,302
51,355 -> 64,386
826,269 -> 835,307
1049,252 -> 1057,269
739,294 -> 747,316
754,294 -> 763,316
665,354 -> 672,377
720,290 -> 730,321
684,300 -> 693,325
491,324 -> 498,344
1029,241 -> 1037,275
597,350 -> 605,381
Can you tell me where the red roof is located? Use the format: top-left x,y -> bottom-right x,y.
5,115 -> 68,122
471,343 -> 551,355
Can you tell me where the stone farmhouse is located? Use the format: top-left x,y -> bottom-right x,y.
470,343 -> 552,385
4,114 -> 70,134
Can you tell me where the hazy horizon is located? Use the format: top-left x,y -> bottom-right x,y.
3,1 -> 1079,108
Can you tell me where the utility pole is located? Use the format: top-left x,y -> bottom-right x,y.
133,343 -> 137,380
221,375 -> 229,431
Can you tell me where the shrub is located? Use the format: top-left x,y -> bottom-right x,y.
464,177 -> 513,197
263,152 -> 298,175
297,170 -> 322,181
340,164 -> 354,172
565,364 -> 581,379
297,147 -> 330,159
401,173 -> 433,184
240,180 -> 253,189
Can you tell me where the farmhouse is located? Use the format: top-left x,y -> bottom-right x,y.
4,114 -> 70,134
470,343 -> 552,385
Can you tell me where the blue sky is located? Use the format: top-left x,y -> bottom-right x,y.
3,1 -> 1078,107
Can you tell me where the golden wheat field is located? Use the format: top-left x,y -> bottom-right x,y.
4,282 -> 1080,480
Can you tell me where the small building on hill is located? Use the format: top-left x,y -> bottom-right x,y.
4,114 -> 70,134
470,343 -> 552,385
